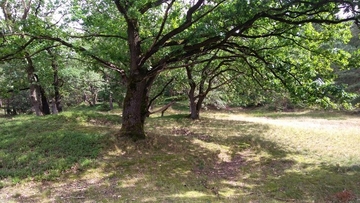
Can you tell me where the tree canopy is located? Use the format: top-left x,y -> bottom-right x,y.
1,0 -> 359,140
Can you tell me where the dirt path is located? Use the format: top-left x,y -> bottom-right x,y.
215,113 -> 360,131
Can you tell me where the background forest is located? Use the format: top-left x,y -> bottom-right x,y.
1,0 -> 360,121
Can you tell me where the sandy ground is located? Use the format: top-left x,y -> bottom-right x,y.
217,113 -> 360,131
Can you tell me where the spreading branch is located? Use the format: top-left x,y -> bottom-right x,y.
29,34 -> 129,83
148,77 -> 175,110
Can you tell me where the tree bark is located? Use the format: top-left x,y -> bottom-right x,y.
54,79 -> 62,113
109,92 -> 113,110
6,98 -> 10,115
11,92 -> 17,115
92,92 -> 97,107
120,77 -> 151,141
29,84 -> 42,116
188,92 -> 206,119
51,99 -> 58,114
118,9 -> 153,140
188,85 -> 200,119
39,85 -> 51,115
47,48 -> 63,113
25,53 -> 43,116
186,66 -> 202,119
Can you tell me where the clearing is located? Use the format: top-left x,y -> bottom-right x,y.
0,107 -> 360,202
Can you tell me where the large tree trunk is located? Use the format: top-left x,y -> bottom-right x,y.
188,92 -> 206,119
188,87 -> 200,119
119,13 -> 152,141
120,78 -> 151,141
189,100 -> 199,119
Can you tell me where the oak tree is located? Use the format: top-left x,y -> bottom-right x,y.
2,0 -> 359,140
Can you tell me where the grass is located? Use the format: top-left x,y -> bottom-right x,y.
0,105 -> 360,202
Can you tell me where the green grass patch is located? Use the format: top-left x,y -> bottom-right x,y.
1,107 -> 360,202
0,111 -> 107,182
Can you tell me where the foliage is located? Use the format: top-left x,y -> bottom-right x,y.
335,24 -> 360,107
1,0 -> 360,137
60,65 -> 106,107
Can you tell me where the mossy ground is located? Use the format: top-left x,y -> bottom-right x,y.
1,105 -> 360,202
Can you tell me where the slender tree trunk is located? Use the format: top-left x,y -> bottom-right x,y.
188,88 -> 199,119
39,86 -> 50,115
109,92 -> 113,110
12,107 -> 17,115
25,54 -> 43,116
11,92 -> 17,115
83,92 -> 87,103
54,89 -> 62,113
92,92 -> 97,107
186,66 -> 202,119
48,48 -> 63,113
6,98 -> 10,115
29,84 -> 42,116
52,99 -> 58,114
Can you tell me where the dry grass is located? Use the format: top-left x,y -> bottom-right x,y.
1,106 -> 360,202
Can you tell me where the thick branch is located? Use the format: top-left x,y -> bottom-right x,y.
0,37 -> 35,61
141,0 -> 223,66
209,70 -> 244,92
21,0 -> 31,20
148,100 -> 176,116
147,0 -> 175,53
69,34 -> 127,41
33,35 -> 128,83
114,0 -> 131,25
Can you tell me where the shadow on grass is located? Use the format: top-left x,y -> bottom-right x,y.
2,113 -> 360,202
19,118 -> 282,202
0,111 -> 122,182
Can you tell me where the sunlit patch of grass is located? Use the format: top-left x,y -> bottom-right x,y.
170,191 -> 213,198
264,125 -> 360,165
192,139 -> 232,162
242,108 -> 355,120
1,107 -> 360,202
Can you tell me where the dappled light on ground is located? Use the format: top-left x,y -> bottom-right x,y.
192,139 -> 232,162
169,191 -> 211,198
1,109 -> 360,202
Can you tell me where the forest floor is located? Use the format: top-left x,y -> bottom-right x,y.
1,105 -> 360,202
